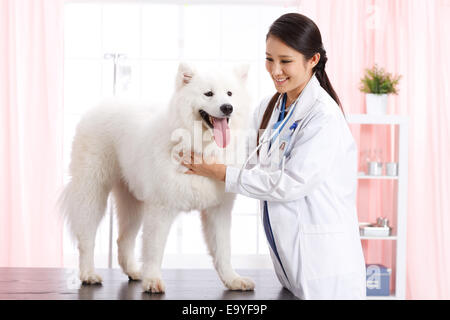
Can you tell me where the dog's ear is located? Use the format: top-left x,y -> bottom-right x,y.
234,64 -> 250,82
176,62 -> 195,89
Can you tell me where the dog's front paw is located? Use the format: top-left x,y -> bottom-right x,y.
225,276 -> 255,291
142,277 -> 165,293
80,272 -> 103,285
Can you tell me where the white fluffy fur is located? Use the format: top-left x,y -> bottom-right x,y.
59,63 -> 255,292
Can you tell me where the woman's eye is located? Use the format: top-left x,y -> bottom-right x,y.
266,58 -> 291,63
204,91 -> 214,97
227,91 -> 232,97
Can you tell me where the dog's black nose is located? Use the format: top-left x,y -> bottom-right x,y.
220,104 -> 233,116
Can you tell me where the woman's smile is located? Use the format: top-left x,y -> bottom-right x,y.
274,77 -> 289,86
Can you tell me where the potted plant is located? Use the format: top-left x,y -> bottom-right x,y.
359,65 -> 401,115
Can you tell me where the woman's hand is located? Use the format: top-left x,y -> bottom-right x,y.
180,152 -> 227,182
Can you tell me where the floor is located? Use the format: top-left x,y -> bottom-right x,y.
0,268 -> 298,300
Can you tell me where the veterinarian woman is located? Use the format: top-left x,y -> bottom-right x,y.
181,13 -> 366,300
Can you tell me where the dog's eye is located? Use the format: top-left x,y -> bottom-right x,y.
227,91 -> 232,97
204,91 -> 214,97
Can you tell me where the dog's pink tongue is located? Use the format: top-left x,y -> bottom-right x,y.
213,118 -> 230,148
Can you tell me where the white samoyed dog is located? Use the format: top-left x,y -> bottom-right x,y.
59,62 -> 255,293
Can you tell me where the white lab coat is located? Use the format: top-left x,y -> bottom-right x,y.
225,75 -> 366,299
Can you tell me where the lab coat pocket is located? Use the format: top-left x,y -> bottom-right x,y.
301,224 -> 353,281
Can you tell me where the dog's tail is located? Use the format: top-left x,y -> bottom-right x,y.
57,180 -> 82,243
56,182 -> 71,244
57,178 -> 109,244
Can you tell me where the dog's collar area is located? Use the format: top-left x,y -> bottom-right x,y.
199,109 -> 229,129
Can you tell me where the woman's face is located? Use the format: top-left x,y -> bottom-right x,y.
265,35 -> 319,99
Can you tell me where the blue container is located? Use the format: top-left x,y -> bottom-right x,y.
366,264 -> 391,296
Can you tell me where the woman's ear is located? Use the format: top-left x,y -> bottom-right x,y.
310,53 -> 320,69
176,62 -> 196,89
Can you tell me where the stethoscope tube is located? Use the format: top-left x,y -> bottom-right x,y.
238,95 -> 296,196
237,94 -> 295,197
236,74 -> 316,197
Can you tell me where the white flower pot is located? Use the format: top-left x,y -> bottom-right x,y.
366,93 -> 388,115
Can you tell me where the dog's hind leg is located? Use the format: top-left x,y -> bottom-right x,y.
113,180 -> 144,281
201,194 -> 255,291
60,179 -> 109,285
141,206 -> 176,293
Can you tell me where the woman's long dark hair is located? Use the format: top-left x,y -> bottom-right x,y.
258,13 -> 343,148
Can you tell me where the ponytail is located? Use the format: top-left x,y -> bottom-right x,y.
313,48 -> 344,115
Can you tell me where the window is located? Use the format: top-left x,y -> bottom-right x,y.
63,0 -> 298,269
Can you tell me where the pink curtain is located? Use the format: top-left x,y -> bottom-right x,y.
298,0 -> 450,299
1,0 -> 448,299
0,0 -> 64,267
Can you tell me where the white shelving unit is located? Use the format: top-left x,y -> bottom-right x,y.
347,114 -> 408,300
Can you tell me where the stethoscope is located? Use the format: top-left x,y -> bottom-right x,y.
237,74 -> 317,197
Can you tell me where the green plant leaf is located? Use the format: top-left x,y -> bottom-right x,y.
359,64 -> 401,95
